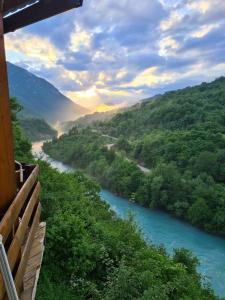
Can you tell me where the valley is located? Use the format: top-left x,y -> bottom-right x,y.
33,140 -> 225,297
11,101 -> 218,300
8,59 -> 225,300
3,1 -> 225,299
9,69 -> 225,299
20,118 -> 57,141
43,77 -> 225,238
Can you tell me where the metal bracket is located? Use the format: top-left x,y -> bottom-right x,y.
0,235 -> 19,300
15,160 -> 24,183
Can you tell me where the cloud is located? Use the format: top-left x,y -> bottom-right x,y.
6,32 -> 60,67
160,11 -> 182,31
187,1 -> 211,14
5,0 -> 225,111
58,52 -> 92,71
158,37 -> 180,56
190,24 -> 220,38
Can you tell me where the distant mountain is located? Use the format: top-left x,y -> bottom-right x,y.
7,62 -> 89,124
60,108 -> 125,132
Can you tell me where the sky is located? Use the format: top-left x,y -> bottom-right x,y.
5,0 -> 225,112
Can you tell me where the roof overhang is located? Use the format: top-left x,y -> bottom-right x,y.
2,0 -> 83,34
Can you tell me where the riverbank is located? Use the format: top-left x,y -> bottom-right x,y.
32,141 -> 225,297
42,135 -> 225,239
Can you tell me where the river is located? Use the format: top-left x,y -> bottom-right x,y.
32,141 -> 225,297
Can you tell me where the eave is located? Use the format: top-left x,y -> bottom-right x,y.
3,0 -> 83,34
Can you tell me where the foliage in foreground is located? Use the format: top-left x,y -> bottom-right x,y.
11,98 -> 219,299
36,161 -> 217,300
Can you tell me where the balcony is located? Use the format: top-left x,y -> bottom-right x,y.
0,164 -> 45,300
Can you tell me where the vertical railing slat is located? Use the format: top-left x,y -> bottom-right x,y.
0,166 -> 39,244
0,183 -> 40,299
0,165 -> 41,299
14,203 -> 41,296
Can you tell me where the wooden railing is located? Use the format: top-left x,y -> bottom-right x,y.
0,165 -> 41,299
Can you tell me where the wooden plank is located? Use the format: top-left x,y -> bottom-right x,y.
7,183 -> 40,269
0,183 -> 40,300
20,288 -> 33,300
21,222 -> 46,300
23,224 -> 46,280
0,166 -> 39,244
4,0 -> 83,34
0,12 -> 17,210
24,269 -> 39,284
25,243 -> 42,260
14,203 -> 41,296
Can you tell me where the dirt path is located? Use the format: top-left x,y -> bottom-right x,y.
94,129 -> 151,174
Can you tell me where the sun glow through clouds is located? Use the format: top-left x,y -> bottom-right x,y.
5,0 -> 225,112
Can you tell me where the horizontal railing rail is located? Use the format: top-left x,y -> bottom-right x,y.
0,165 -> 41,299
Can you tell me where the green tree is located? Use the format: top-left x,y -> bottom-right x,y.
116,137 -> 131,153
173,248 -> 199,275
188,198 -> 211,227
194,151 -> 218,177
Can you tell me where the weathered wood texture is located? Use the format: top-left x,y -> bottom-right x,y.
0,166 -> 39,243
14,203 -> 41,295
0,166 -> 43,300
20,222 -> 46,300
7,183 -> 40,271
0,12 -> 17,210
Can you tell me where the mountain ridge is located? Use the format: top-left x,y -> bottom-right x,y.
60,108 -> 127,132
7,62 -> 89,124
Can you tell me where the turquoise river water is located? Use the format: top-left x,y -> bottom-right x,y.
33,141 -> 225,297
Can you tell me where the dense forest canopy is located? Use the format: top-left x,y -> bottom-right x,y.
10,97 -> 57,142
20,118 -> 57,142
100,77 -> 225,137
44,77 -> 225,237
11,98 -> 220,299
61,109 -> 121,133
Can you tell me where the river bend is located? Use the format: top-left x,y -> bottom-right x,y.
32,141 -> 225,297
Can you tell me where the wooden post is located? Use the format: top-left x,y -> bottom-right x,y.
0,11 -> 17,211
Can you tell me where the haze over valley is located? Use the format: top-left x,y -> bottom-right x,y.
7,62 -> 89,125
5,0 -> 225,299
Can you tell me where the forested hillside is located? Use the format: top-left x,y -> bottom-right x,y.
20,118 -> 57,141
44,78 -> 225,237
100,77 -> 225,138
61,109 -> 122,133
7,62 -> 89,124
11,99 -> 219,299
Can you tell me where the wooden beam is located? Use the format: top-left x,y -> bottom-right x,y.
3,0 -> 83,34
3,0 -> 31,14
0,12 -> 16,211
